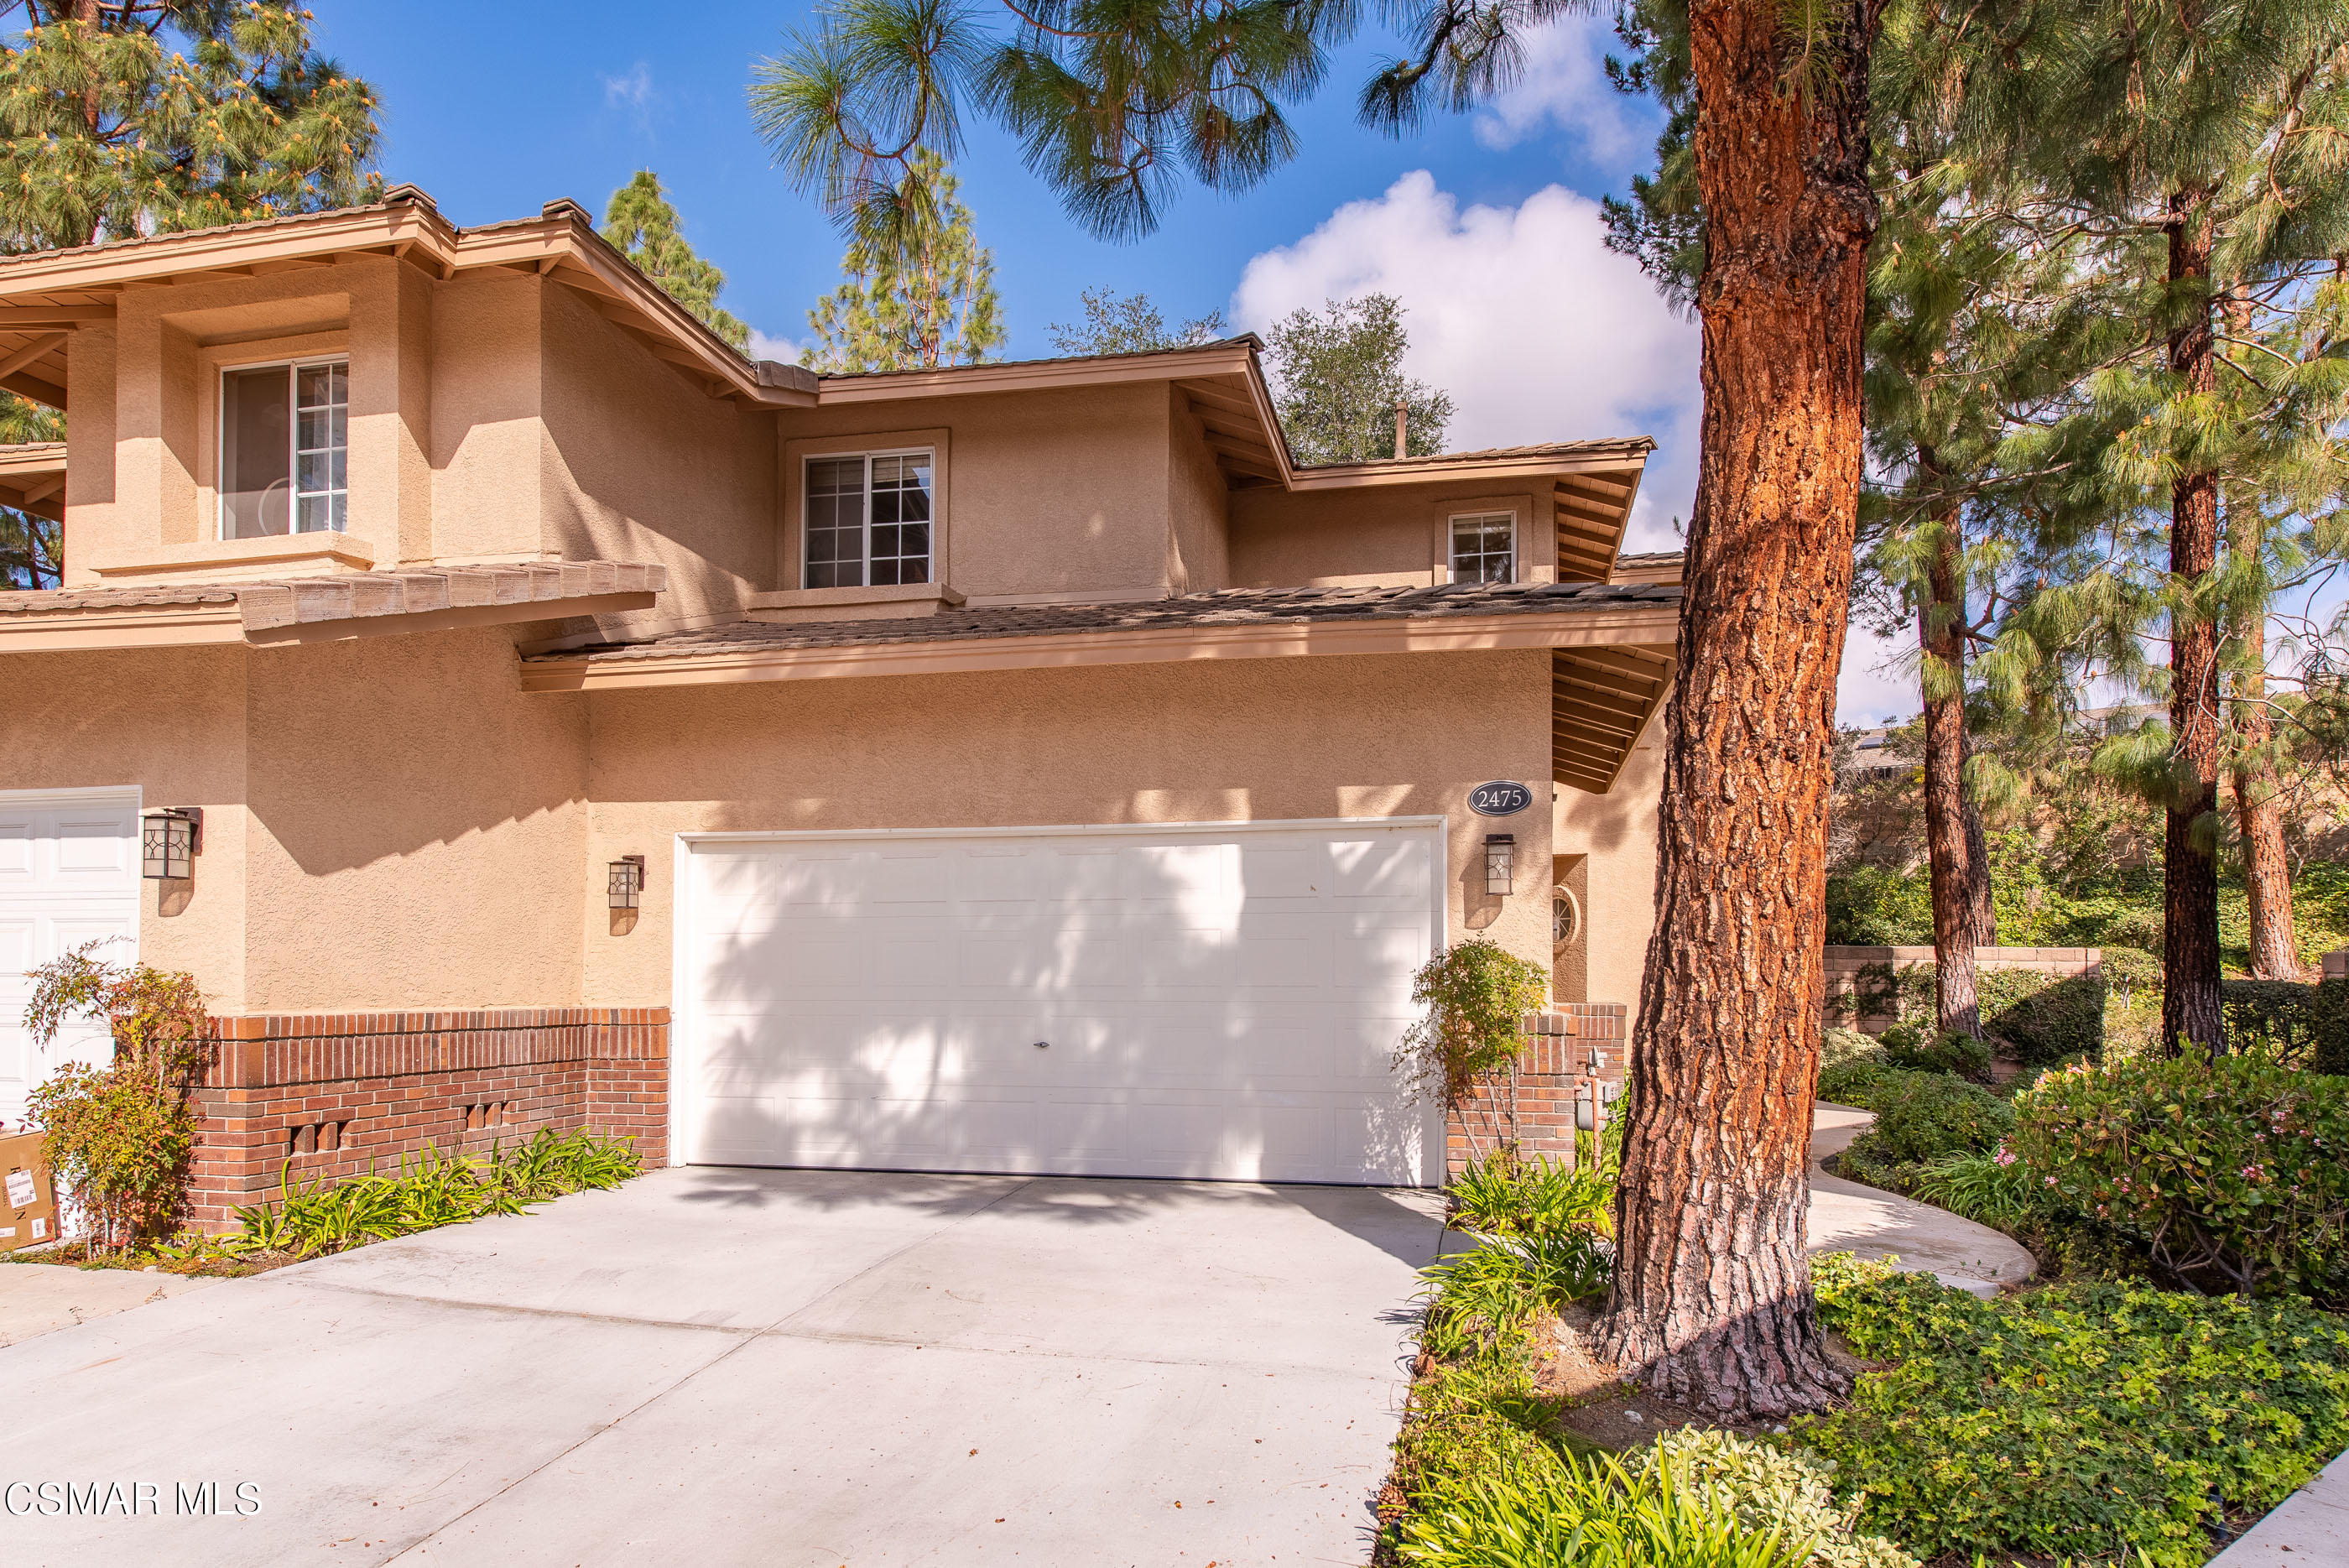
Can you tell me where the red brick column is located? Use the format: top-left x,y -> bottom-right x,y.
190,1008 -> 669,1232
1445,1003 -> 1628,1176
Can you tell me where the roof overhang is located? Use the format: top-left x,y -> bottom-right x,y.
0,561 -> 664,654
518,601 -> 1679,693
1554,643 -> 1675,794
0,442 -> 66,520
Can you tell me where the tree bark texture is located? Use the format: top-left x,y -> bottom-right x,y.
1596,0 -> 1876,1420
2163,191 -> 2227,1056
1917,497 -> 1981,1037
1961,786 -> 1997,945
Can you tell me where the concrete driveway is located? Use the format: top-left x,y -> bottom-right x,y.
0,1168 -> 1445,1566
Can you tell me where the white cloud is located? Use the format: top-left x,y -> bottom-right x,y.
602,62 -> 653,111
747,328 -> 805,365
1472,19 -> 1643,166
1232,170 -> 1700,550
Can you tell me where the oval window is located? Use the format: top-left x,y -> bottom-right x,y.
1552,886 -> 1582,950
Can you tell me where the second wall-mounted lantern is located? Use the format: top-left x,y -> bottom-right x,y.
142,807 -> 202,880
607,854 -> 647,910
1483,833 -> 1515,897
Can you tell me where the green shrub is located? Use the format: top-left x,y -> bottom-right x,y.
1838,1070 -> 2013,1182
1417,1227 -> 1612,1359
1395,1429 -> 1918,1568
1819,1027 -> 1884,1074
1450,1153 -> 1614,1238
2220,977 -> 2349,1071
1825,867 -> 1932,946
2009,1050 -> 2349,1300
1399,938 -> 1551,1159
1803,1254 -> 2349,1566
216,1128 -> 642,1259
1878,1024 -> 1992,1081
1978,968 -> 2107,1067
1816,1058 -> 1904,1108
21,945 -> 211,1251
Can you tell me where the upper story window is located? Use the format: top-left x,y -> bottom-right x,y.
805,451 -> 933,589
1450,513 -> 1515,584
221,358 -> 348,539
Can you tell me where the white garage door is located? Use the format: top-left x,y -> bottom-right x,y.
679,820 -> 1444,1185
0,788 -> 141,1128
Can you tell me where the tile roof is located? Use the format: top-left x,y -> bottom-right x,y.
1613,550 -> 1685,570
1295,438 -> 1655,472
0,562 -> 666,632
541,579 -> 1681,666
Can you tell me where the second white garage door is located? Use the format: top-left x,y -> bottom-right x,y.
678,819 -> 1444,1185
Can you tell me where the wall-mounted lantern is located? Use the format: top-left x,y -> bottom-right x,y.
1483,833 -> 1515,897
142,807 -> 201,880
607,854 -> 646,910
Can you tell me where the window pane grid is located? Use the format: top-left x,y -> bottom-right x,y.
804,451 -> 934,589
1450,514 -> 1515,584
221,358 -> 347,539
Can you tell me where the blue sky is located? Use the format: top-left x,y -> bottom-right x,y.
313,2 -> 1921,723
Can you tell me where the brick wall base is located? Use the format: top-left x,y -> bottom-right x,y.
191,1008 -> 668,1231
1446,1003 -> 1628,1177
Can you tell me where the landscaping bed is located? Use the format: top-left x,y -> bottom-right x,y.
1376,1085 -> 2349,1566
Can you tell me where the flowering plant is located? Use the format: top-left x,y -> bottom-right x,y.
2008,1049 -> 2347,1301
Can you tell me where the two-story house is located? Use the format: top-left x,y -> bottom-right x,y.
0,185 -> 1681,1222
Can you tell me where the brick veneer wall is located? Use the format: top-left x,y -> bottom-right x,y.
190,1008 -> 668,1231
1445,1003 -> 1628,1175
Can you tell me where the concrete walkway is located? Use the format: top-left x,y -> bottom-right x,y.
0,1169 -> 1445,1567
2211,1446 -> 2349,1563
0,1259 -> 221,1347
1805,1102 -> 2039,1296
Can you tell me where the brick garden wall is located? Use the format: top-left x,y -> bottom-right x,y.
189,1008 -> 668,1231
1445,1003 -> 1628,1175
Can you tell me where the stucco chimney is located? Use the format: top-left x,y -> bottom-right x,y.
1393,399 -> 1409,460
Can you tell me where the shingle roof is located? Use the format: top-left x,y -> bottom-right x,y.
540,579 -> 1680,666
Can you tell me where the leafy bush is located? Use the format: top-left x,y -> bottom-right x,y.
209,1128 -> 641,1260
1450,1153 -> 1613,1238
1978,968 -> 2107,1067
2009,1050 -> 2349,1300
1815,1058 -> 1904,1108
1904,1148 -> 2044,1227
21,944 -> 211,1250
1819,1027 -> 1883,1074
1877,1024 -> 1992,1081
1395,1430 -> 1918,1568
2220,978 -> 2349,1071
1836,1069 -> 2014,1184
1398,938 -> 1550,1159
1804,1253 -> 2349,1566
1824,867 -> 1932,946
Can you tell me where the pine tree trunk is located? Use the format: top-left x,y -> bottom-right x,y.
2229,552 -> 2301,981
1596,0 -> 1875,1420
1917,503 -> 1980,1037
1962,784 -> 1997,945
2163,190 -> 2227,1057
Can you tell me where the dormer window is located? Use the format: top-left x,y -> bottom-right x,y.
805,451 -> 933,588
221,358 -> 348,538
1450,513 -> 1516,583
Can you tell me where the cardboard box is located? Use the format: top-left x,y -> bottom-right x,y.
0,1130 -> 60,1253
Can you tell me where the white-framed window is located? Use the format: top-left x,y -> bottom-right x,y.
1450,513 -> 1516,583
220,358 -> 348,539
804,450 -> 935,589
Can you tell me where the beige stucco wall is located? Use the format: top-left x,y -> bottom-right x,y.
0,632 -> 590,1015
772,383 -> 1177,604
536,285 -> 776,638
580,649 -> 1558,1007
238,627 -> 588,1011
1228,482 -> 1555,590
428,268 -> 544,565
1554,727 -> 1664,1011
1165,389 -> 1230,594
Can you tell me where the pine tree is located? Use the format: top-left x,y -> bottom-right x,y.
0,2 -> 382,251
601,170 -> 749,352
1963,0 -> 2349,1050
800,149 -> 1001,374
1047,288 -> 1224,357
1262,294 -> 1452,462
